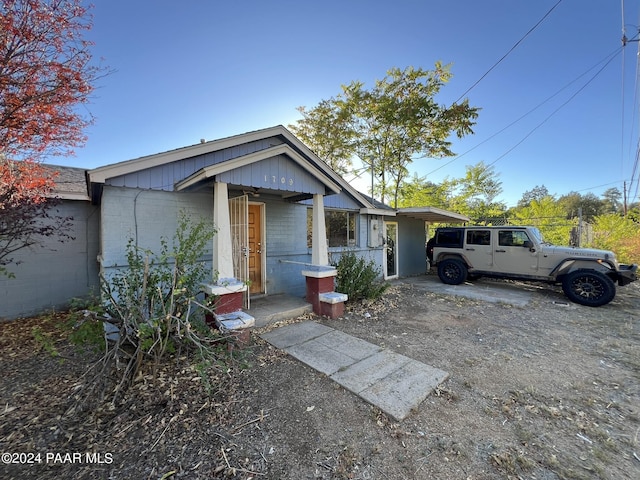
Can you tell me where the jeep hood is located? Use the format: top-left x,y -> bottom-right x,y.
543,245 -> 616,261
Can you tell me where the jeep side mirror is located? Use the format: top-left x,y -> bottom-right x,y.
523,240 -> 535,251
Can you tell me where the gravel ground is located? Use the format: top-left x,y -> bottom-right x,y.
1,275 -> 639,479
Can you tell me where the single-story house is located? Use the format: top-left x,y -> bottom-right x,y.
1,126 -> 468,320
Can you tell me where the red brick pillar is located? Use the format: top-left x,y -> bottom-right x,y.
202,281 -> 247,325
302,268 -> 337,315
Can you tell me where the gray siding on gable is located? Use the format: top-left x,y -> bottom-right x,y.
0,201 -> 100,320
218,154 -> 326,195
106,138 -> 285,190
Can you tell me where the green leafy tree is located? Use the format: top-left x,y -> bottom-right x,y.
517,185 -> 550,208
601,187 -> 622,214
450,162 -> 506,221
290,64 -> 479,207
590,213 -> 640,264
557,191 -> 604,222
291,99 -> 356,175
513,195 -> 574,244
397,173 -> 451,209
397,162 -> 507,221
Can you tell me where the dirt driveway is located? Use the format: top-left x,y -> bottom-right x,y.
1,274 -> 639,479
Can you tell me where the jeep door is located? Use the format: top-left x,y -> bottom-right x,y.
463,229 -> 493,270
492,229 -> 540,275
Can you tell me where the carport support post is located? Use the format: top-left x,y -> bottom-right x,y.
207,181 -> 246,315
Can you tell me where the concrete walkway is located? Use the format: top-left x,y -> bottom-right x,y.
260,321 -> 448,421
403,275 -> 534,307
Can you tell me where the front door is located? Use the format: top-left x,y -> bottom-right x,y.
384,222 -> 398,279
248,203 -> 264,294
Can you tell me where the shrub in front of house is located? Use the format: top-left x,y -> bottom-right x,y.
333,251 -> 389,302
77,212 -> 221,407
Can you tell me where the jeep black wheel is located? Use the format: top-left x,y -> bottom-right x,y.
437,258 -> 468,285
561,269 -> 616,307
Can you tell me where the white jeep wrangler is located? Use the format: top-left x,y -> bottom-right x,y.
427,226 -> 637,307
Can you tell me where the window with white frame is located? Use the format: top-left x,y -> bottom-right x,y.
307,209 -> 357,247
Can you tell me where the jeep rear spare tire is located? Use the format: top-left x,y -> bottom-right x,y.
437,258 -> 468,285
561,269 -> 616,307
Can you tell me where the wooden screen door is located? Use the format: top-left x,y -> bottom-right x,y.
248,203 -> 264,295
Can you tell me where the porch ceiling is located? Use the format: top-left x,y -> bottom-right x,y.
396,206 -> 469,224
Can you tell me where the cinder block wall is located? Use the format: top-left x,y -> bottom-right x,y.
0,201 -> 100,320
263,198 -> 310,297
262,197 -> 385,297
100,186 -> 214,280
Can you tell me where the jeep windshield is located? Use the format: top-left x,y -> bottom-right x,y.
529,227 -> 549,244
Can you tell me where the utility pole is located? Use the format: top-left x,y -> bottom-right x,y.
578,207 -> 583,247
623,181 -> 628,216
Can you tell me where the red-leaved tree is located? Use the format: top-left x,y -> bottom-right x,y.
0,0 -> 104,276
0,0 -> 102,160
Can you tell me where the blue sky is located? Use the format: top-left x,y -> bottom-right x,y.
58,0 -> 640,207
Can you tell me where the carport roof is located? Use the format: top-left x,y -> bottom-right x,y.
396,206 -> 469,224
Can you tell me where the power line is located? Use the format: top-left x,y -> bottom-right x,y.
484,49 -> 621,168
572,180 -> 625,194
426,48 -> 622,177
454,0 -> 563,103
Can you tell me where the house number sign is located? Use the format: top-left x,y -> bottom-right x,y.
264,175 -> 294,186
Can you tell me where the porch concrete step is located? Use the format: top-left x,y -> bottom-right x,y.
248,294 -> 312,327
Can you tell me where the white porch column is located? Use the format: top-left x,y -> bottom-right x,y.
311,193 -> 329,265
212,182 -> 235,280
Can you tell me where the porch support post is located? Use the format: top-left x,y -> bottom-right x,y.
206,181 -> 247,316
311,193 -> 328,266
212,181 -> 234,280
303,193 -> 346,319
